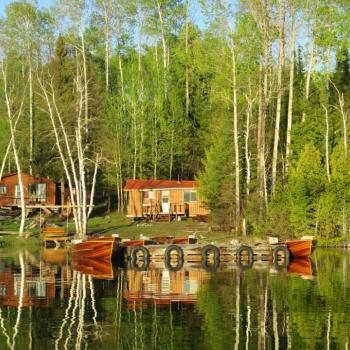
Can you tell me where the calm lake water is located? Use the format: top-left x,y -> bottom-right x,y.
0,248 -> 349,349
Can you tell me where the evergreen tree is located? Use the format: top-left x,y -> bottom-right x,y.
288,144 -> 325,236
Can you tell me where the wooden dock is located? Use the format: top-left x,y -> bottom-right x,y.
122,242 -> 291,272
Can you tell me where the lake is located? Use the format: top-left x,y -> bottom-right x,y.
0,248 -> 349,349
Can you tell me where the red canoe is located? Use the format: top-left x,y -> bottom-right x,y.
287,258 -> 313,277
285,239 -> 313,258
72,257 -> 114,279
72,236 -> 119,261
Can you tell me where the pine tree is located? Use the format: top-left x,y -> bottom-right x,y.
288,144 -> 325,236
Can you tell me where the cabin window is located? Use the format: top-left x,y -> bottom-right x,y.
28,183 -> 47,202
0,186 -> 6,194
15,185 -> 22,198
143,190 -> 155,201
184,190 -> 197,203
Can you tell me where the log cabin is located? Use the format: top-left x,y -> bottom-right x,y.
124,179 -> 209,221
0,172 -> 63,208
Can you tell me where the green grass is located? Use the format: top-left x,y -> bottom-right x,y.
0,211 -> 237,245
87,211 -> 217,241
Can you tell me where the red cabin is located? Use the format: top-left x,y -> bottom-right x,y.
0,172 -> 62,207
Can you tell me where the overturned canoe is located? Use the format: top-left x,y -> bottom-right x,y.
72,236 -> 118,261
72,257 -> 114,279
287,257 -> 313,277
285,239 -> 313,258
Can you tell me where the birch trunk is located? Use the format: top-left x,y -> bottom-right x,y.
118,54 -> 125,102
103,1 -> 110,92
0,140 -> 11,181
38,73 -> 101,239
272,2 -> 285,195
258,58 -> 268,211
302,30 -> 315,123
185,0 -> 190,118
285,8 -> 296,174
132,103 -> 138,179
156,1 -> 168,97
87,156 -> 99,219
331,82 -> 348,157
29,61 -> 34,175
0,113 -> 21,181
244,96 -> 253,198
80,30 -> 89,131
231,46 -> 240,231
1,63 -> 26,236
322,104 -> 331,182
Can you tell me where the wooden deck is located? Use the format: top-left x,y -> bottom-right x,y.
123,242 -> 293,269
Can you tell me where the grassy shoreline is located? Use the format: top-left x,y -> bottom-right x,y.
1,211 -> 350,248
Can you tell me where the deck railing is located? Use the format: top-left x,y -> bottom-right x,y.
142,202 -> 188,218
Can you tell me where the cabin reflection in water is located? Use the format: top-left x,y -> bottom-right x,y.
125,269 -> 210,305
4,249 -> 350,349
0,258 -> 72,307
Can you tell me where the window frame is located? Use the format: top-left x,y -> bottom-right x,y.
28,183 -> 47,202
0,186 -> 7,195
183,190 -> 197,203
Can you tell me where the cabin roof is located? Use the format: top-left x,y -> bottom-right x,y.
124,179 -> 197,190
0,172 -> 19,178
0,172 -> 53,182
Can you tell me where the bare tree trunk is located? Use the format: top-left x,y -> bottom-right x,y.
322,104 -> 331,182
60,178 -> 65,214
231,47 -> 240,232
258,59 -> 268,212
0,113 -> 21,180
331,81 -> 348,157
285,8 -> 296,174
118,54 -> 125,102
0,140 -> 12,181
185,0 -> 190,118
103,0 -> 110,92
302,30 -> 315,123
39,77 -> 80,236
156,1 -> 168,97
87,156 -> 100,219
272,2 -> 285,195
132,104 -> 137,180
1,63 -> 26,236
153,108 -> 159,180
29,62 -> 34,175
169,110 -> 175,179
80,30 -> 89,132
244,96 -> 253,198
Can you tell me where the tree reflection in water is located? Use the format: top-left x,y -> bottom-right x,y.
0,249 -> 349,349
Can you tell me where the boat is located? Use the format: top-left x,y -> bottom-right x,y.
72,236 -> 119,261
285,239 -> 313,258
287,258 -> 313,277
72,257 -> 114,279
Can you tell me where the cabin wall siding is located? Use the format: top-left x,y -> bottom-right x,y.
125,187 -> 209,218
0,173 -> 57,206
127,190 -> 142,217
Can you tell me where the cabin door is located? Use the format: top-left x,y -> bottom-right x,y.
161,191 -> 170,213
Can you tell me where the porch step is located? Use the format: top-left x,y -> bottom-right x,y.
154,214 -> 175,223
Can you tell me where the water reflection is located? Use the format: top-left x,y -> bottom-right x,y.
0,249 -> 349,349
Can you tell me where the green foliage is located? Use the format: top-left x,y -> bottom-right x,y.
1,0 -> 350,238
288,144 -> 325,236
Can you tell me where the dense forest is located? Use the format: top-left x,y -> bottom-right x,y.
0,0 -> 350,239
